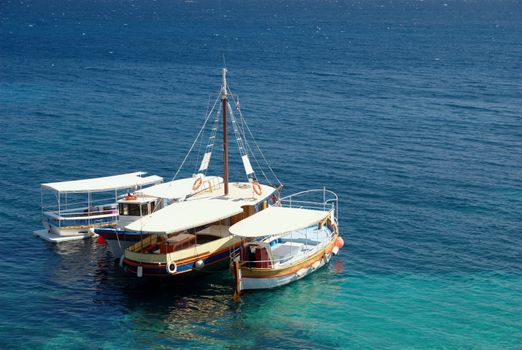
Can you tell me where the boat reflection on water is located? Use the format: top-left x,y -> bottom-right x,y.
45,234 -> 346,347
92,268 -> 237,342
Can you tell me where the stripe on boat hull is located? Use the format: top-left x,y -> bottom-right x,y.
240,253 -> 331,290
123,243 -> 240,278
236,234 -> 338,291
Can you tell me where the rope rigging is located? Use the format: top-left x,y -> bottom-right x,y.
171,91 -> 221,182
171,76 -> 283,190
227,89 -> 283,187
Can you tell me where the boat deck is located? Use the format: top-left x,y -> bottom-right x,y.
270,226 -> 332,267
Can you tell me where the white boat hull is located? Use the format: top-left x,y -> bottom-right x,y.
33,229 -> 95,243
239,253 -> 331,291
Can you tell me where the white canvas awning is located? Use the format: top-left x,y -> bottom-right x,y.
42,172 -> 163,193
125,198 -> 243,234
137,176 -> 223,201
229,207 -> 330,238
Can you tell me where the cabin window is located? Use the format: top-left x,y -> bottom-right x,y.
150,201 -> 156,213
119,204 -> 128,216
141,203 -> 149,216
127,204 -> 141,216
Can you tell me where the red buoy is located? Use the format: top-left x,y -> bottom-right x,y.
335,237 -> 344,249
96,235 -> 106,245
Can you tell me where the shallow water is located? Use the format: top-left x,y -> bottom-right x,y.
1,0 -> 521,348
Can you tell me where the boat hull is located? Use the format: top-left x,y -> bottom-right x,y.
35,218 -> 115,243
123,250 -> 232,278
33,229 -> 95,243
233,234 -> 339,292
122,236 -> 243,278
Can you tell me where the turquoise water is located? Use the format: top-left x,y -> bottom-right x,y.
1,0 -> 521,348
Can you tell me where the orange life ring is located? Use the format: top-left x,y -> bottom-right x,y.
125,195 -> 137,200
252,181 -> 262,196
192,177 -> 203,191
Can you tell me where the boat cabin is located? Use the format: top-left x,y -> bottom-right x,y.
116,194 -> 160,227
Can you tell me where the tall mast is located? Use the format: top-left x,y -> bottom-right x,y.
221,68 -> 229,196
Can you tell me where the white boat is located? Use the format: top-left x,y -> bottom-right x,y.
34,172 -> 163,243
229,189 -> 344,298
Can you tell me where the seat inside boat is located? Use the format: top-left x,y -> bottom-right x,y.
271,242 -> 305,262
135,224 -> 232,254
268,226 -> 333,265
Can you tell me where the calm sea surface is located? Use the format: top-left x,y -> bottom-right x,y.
1,0 -> 521,348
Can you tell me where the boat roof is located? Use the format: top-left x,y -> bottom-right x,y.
136,176 -> 223,201
190,181 -> 276,206
42,172 -> 163,193
229,206 -> 330,238
118,195 -> 158,204
125,197 -> 244,234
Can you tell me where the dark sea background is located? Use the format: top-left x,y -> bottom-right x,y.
1,0 -> 521,348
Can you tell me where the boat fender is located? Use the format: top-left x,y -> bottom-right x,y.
252,181 -> 262,196
137,266 -> 143,278
312,260 -> 321,269
96,235 -> 106,245
332,246 -> 340,255
296,268 -> 307,277
119,255 -> 125,268
335,236 -> 344,249
166,261 -> 177,274
192,177 -> 203,191
195,259 -> 205,269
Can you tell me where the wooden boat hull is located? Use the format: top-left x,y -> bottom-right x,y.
232,234 -> 339,292
122,235 -> 243,278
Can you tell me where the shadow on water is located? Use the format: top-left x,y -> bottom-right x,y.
61,243 -> 350,348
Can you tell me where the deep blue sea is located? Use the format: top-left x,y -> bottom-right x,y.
1,0 -> 521,348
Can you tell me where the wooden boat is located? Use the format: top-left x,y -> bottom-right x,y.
34,172 -> 163,243
120,68 -> 282,278
229,189 -> 343,298
94,176 -> 223,259
121,184 -> 277,277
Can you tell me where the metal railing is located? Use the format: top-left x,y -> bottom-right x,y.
278,188 -> 338,216
43,206 -> 118,220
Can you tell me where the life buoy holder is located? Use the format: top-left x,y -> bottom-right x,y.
166,261 -> 177,274
192,177 -> 203,191
252,181 -> 262,196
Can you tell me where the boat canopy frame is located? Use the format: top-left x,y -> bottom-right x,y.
40,172 -> 164,227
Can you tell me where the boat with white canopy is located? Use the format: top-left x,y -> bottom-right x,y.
120,68 -> 282,278
34,172 -> 163,243
229,189 -> 344,298
94,175 -> 223,259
